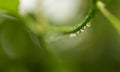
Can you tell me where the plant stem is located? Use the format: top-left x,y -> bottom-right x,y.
96,1 -> 120,33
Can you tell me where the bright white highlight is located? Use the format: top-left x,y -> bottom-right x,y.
19,0 -> 37,13
42,0 -> 81,25
19,0 -> 91,25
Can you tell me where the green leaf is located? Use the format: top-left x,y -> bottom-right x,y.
0,0 -> 19,14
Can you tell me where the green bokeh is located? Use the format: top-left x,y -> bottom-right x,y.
0,0 -> 19,13
0,0 -> 120,72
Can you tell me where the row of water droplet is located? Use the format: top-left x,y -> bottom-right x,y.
69,22 -> 91,38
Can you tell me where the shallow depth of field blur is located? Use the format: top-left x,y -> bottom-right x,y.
0,0 -> 120,72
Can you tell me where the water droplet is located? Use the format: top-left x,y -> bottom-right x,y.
83,26 -> 87,29
80,29 -> 85,32
69,33 -> 77,37
86,23 -> 91,27
76,31 -> 80,34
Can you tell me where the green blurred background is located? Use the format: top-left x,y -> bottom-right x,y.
0,0 -> 120,72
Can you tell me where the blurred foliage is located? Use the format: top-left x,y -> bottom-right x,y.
0,0 -> 120,72
0,0 -> 19,13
